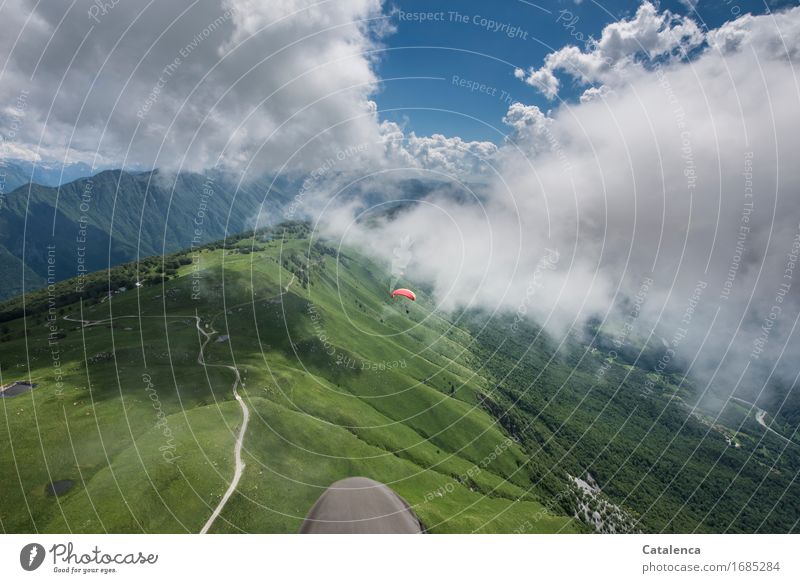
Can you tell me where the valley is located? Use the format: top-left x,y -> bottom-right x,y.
0,222 -> 797,533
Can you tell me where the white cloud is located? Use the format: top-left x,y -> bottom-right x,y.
579,85 -> 613,103
516,2 -> 705,99
379,120 -> 497,177
514,65 -> 560,99
0,0 -> 503,182
4,0 -> 800,401
0,0 -> 390,174
501,102 -> 552,146
320,6 -> 800,398
707,5 -> 800,58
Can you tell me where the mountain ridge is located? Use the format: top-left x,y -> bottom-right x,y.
0,168 -> 292,299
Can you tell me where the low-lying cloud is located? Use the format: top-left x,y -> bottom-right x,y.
0,0 -> 501,181
3,0 -> 798,409
316,5 -> 800,409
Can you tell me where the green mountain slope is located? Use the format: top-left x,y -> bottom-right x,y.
0,169 -> 291,300
1,222 -> 797,534
0,223 -> 579,533
459,313 -> 800,533
0,246 -> 44,299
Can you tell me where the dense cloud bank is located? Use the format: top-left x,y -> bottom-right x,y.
2,0 -> 799,405
316,5 -> 800,407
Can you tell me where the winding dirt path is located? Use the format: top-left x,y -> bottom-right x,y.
196,315 -> 249,534
199,274 -> 294,532
730,397 -> 796,446
65,274 -> 295,533
63,311 -> 249,532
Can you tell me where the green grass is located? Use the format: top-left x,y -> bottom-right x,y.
3,223 -> 799,534
0,226 -> 578,533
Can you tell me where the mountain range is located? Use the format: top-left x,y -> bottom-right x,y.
0,159 -> 98,193
0,165 -> 292,299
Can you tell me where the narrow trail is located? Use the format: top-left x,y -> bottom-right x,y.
730,397 -> 797,446
196,315 -> 250,534
197,275 -> 294,532
64,275 -> 295,533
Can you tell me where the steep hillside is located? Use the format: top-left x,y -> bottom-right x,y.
0,223 -> 579,533
2,222 -> 796,534
0,169 -> 291,300
459,312 -> 800,533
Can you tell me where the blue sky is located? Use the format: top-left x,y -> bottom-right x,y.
375,0 -> 794,142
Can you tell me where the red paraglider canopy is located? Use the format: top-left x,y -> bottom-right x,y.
390,288 -> 416,301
